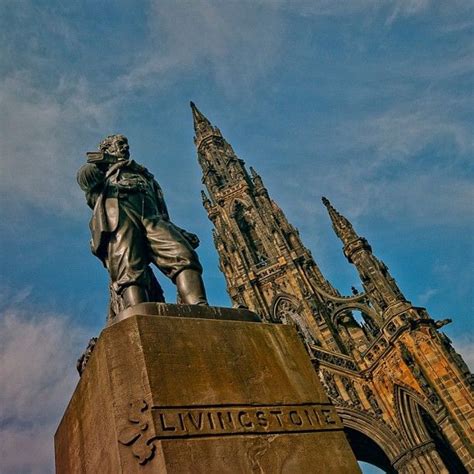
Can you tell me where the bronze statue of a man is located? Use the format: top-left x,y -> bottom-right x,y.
77,134 -> 208,311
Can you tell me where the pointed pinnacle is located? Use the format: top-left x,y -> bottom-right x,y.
190,101 -> 199,118
322,196 -> 359,246
190,100 -> 205,119
190,101 -> 202,116
190,100 -> 213,136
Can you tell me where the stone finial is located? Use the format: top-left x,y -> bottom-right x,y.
190,101 -> 213,138
321,196 -> 358,246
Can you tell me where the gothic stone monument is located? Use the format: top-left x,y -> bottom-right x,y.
192,102 -> 473,472
54,136 -> 359,473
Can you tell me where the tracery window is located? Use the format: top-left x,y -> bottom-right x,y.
233,202 -> 267,266
274,298 -> 316,347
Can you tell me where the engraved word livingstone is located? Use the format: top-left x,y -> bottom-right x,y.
129,402 -> 339,438
151,403 -> 340,435
118,399 -> 342,465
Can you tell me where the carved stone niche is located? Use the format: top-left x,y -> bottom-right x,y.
341,376 -> 361,407
386,321 -> 397,335
320,369 -> 341,402
362,385 -> 382,416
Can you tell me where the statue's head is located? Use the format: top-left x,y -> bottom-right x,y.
99,134 -> 130,160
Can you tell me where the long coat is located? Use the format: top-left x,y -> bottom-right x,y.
77,159 -> 170,261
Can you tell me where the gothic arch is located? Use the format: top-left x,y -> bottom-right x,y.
228,198 -> 251,215
270,294 -> 302,323
330,302 -> 379,325
337,407 -> 404,470
338,407 -> 405,461
270,295 -> 315,346
393,384 -> 468,473
393,384 -> 435,447
331,304 -> 380,352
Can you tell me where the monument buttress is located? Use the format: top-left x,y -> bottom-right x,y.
191,103 -> 473,473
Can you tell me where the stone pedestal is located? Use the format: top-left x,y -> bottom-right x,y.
55,304 -> 359,473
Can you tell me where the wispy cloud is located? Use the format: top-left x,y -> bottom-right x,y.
1,0 -> 472,218
343,98 -> 473,166
263,47 -> 473,227
0,307 -> 86,474
384,0 -> 430,25
118,0 -> 471,94
118,0 -> 284,95
272,139 -> 473,231
0,73 -> 115,217
417,288 -> 439,305
0,285 -> 33,308
451,335 -> 474,372
257,0 -> 423,18
255,0 -> 472,25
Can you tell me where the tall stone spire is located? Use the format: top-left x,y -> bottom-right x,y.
322,196 -> 360,247
322,197 -> 408,315
191,104 -> 344,352
190,102 -> 251,201
190,101 -> 215,142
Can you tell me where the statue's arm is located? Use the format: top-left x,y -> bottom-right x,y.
77,163 -> 106,209
153,180 -> 170,220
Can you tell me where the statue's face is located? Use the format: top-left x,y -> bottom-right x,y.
108,135 -> 130,160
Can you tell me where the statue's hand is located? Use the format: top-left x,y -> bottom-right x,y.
77,163 -> 106,193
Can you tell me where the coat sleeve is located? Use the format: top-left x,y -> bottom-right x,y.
77,163 -> 106,209
153,180 -> 170,220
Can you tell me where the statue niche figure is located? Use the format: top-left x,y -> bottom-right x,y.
77,134 -> 208,316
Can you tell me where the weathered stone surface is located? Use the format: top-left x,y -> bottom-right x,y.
55,306 -> 359,473
112,302 -> 261,325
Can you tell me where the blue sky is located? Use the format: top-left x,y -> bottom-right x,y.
0,1 -> 472,472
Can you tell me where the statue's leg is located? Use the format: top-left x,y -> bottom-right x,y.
105,204 -> 149,309
175,268 -> 208,305
144,218 -> 208,305
122,285 -> 148,307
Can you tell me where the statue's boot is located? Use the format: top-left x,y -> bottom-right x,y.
175,269 -> 208,305
122,285 -> 148,308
